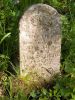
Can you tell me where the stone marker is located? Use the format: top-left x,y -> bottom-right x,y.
19,4 -> 61,86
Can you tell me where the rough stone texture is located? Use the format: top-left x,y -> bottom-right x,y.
19,4 -> 61,84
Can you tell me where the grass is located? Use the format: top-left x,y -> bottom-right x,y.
0,0 -> 75,100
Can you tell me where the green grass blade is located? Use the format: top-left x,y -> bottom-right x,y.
0,32 -> 11,44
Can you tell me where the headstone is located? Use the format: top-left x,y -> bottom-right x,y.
19,4 -> 61,85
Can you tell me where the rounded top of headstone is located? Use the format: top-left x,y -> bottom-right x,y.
25,4 -> 57,13
19,4 -> 61,35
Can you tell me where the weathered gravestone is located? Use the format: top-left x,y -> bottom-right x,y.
19,4 -> 61,86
